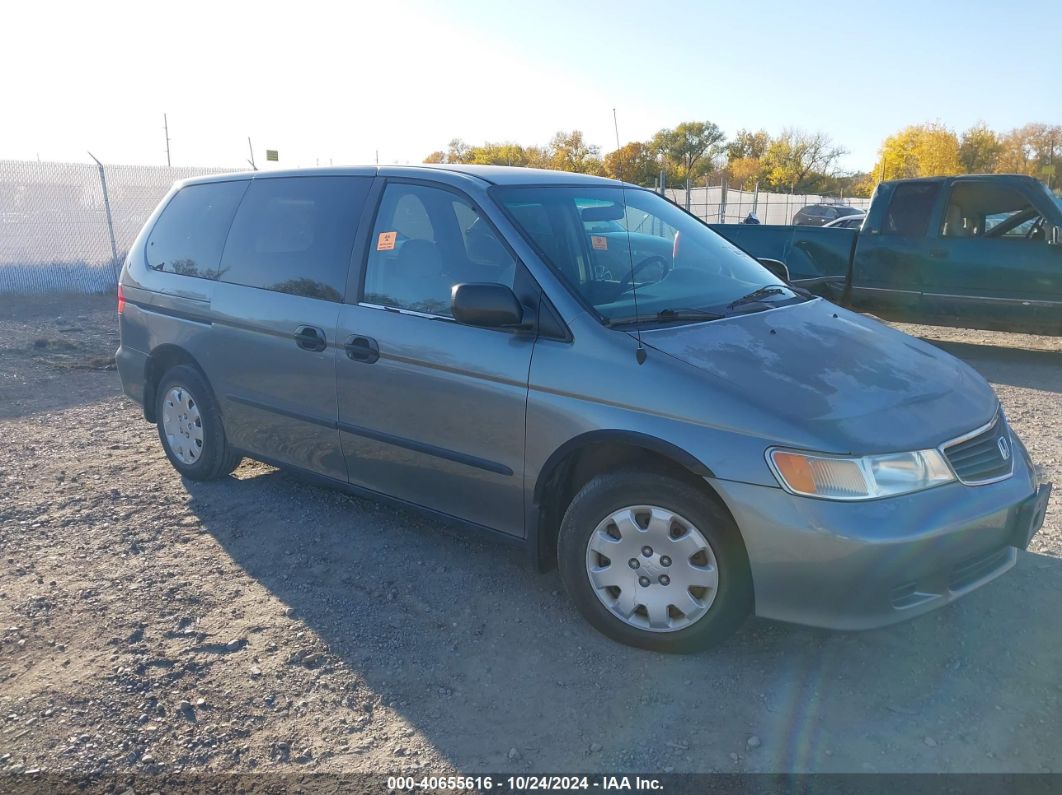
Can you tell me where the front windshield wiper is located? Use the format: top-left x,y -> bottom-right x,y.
606,308 -> 725,327
726,285 -> 791,310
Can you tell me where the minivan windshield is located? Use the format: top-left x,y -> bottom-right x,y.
494,186 -> 797,324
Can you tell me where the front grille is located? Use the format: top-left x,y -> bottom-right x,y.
942,414 -> 1014,485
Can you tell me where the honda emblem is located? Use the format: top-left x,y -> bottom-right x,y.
997,436 -> 1011,461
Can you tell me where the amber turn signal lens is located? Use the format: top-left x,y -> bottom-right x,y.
771,451 -> 817,494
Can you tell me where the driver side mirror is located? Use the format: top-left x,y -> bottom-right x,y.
758,258 -> 791,283
1050,225 -> 1062,247
451,283 -> 533,330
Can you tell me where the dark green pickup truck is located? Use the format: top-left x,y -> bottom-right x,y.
712,174 -> 1062,335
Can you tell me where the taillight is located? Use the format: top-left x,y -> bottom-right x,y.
117,283 -> 125,315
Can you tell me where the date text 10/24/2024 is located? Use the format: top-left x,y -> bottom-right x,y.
387,776 -> 664,791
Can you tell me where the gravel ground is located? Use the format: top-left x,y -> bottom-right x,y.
1,294 -> 1060,778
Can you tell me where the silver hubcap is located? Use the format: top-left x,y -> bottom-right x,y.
161,386 -> 204,466
585,505 -> 719,633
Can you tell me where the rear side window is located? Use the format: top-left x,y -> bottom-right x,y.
220,176 -> 372,301
884,183 -> 941,237
146,181 -> 246,279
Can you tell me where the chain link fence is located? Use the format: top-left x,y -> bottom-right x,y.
2,160 -> 874,295
0,160 -> 243,294
663,185 -> 872,225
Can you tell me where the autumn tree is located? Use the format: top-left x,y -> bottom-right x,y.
872,123 -> 961,181
721,129 -> 771,189
465,142 -> 530,166
763,129 -> 847,193
546,130 -> 604,174
724,157 -> 766,190
604,141 -> 660,185
726,129 -> 771,161
996,123 -> 1062,184
424,132 -> 603,174
423,138 -> 474,164
958,123 -> 1002,173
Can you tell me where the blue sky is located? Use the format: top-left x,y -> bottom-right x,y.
2,0 -> 1058,170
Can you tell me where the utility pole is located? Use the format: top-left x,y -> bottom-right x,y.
163,113 -> 172,167
612,108 -> 620,150
247,137 -> 257,171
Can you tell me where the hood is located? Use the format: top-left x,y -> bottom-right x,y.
641,299 -> 998,454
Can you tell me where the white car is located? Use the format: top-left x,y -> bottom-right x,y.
823,212 -> 866,229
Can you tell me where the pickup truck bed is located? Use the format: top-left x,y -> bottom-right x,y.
710,223 -> 856,293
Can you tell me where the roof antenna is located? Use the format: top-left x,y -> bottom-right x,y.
621,188 -> 648,364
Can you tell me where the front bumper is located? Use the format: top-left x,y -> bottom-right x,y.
710,450 -> 1049,630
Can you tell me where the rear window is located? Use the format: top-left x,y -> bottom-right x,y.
884,183 -> 941,237
145,181 -> 247,279
219,176 -> 372,301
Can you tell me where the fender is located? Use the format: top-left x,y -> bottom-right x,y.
527,429 -> 715,571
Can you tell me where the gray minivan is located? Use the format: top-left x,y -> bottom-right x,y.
117,165 -> 1051,652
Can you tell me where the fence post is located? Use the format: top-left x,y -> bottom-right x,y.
87,152 -> 120,286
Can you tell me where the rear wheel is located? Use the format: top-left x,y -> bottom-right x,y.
558,471 -> 752,652
155,365 -> 240,481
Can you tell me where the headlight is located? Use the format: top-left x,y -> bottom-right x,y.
767,448 -> 954,500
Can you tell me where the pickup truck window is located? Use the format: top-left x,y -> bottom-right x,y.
884,182 -> 940,237
942,182 -> 1045,241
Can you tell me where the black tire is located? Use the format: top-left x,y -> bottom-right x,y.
557,471 -> 752,653
155,364 -> 241,481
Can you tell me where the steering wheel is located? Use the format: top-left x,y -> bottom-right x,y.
618,255 -> 671,292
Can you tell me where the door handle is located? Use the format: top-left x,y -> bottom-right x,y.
929,248 -> 949,259
344,335 -> 379,363
294,325 -> 327,352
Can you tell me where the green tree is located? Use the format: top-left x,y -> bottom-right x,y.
651,120 -> 726,206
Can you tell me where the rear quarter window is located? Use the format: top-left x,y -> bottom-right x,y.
145,181 -> 247,279
219,176 -> 372,302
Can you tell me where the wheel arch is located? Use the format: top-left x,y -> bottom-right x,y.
528,430 -> 723,572
142,344 -> 210,423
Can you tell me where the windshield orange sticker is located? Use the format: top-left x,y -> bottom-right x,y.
377,231 -> 397,251
591,235 -> 608,251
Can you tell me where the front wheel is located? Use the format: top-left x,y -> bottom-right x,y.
156,364 -> 241,481
558,471 -> 752,653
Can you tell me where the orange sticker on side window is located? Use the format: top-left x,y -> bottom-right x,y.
591,235 -> 608,251
376,231 -> 397,251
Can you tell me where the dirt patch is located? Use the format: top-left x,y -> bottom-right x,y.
1,294 -> 1060,778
